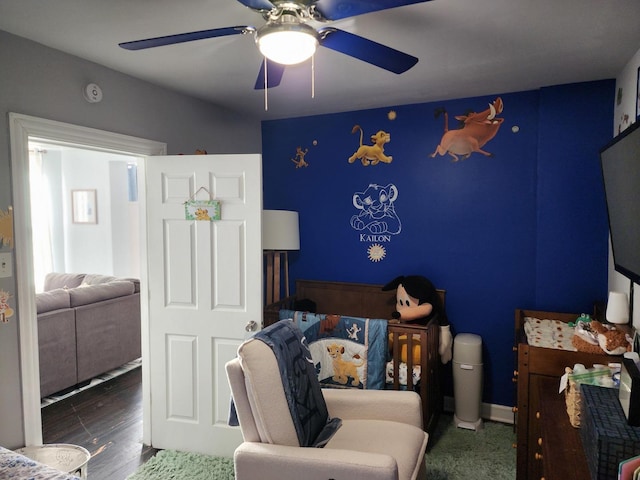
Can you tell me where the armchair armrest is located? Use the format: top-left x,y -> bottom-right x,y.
323,388 -> 423,429
234,442 -> 398,480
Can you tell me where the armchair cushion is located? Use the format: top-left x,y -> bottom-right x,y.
239,320 -> 340,447
233,417 -> 428,480
323,388 -> 423,428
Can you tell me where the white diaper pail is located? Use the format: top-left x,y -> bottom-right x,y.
453,333 -> 483,430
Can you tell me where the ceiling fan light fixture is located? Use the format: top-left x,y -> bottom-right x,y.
257,22 -> 318,65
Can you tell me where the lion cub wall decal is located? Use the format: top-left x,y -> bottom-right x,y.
348,125 -> 393,166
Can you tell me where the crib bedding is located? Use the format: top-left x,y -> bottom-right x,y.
279,309 -> 422,388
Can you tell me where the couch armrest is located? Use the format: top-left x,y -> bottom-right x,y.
323,388 -> 423,429
234,442 -> 397,480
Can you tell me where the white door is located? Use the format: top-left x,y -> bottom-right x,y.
144,154 -> 262,456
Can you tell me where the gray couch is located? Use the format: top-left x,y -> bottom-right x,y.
36,272 -> 141,398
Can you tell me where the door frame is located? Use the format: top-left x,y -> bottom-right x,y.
9,113 -> 166,445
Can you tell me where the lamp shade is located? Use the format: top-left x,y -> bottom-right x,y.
256,18 -> 318,65
606,291 -> 629,324
262,210 -> 300,250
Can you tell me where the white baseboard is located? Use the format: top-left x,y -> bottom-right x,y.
443,396 -> 514,425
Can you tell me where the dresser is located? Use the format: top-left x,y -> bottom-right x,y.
514,309 -> 625,480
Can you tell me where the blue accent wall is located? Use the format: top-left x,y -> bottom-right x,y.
262,79 -> 615,407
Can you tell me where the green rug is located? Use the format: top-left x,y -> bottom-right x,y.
425,414 -> 516,480
127,450 -> 234,480
128,414 -> 515,479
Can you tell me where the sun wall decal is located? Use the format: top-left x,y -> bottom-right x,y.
367,243 -> 386,262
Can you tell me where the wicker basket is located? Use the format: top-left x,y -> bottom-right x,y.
565,368 -> 582,427
564,366 -> 617,428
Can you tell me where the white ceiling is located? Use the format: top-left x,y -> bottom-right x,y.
1,0 -> 639,120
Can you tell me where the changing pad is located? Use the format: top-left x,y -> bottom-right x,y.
523,316 -> 576,351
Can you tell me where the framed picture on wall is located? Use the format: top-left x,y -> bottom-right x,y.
637,66 -> 640,121
71,189 -> 97,224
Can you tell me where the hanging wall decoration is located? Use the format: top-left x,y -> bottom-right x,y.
184,187 -> 221,221
0,206 -> 14,249
0,289 -> 14,323
430,97 -> 505,162
350,183 -> 401,262
348,125 -> 393,166
291,146 -> 310,168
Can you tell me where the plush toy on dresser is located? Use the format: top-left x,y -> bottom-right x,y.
382,275 -> 453,364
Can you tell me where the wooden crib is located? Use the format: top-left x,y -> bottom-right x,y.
264,279 -> 444,434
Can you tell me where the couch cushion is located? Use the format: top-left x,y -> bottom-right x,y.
69,280 -> 135,307
36,288 -> 71,313
43,272 -> 86,291
81,273 -> 118,286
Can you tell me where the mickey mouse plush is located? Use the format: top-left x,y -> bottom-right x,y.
382,275 -> 453,364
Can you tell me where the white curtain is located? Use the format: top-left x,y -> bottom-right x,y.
29,149 -> 53,293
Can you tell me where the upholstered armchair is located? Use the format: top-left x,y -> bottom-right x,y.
225,320 -> 428,480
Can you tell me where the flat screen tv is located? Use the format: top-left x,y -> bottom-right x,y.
600,120 -> 640,285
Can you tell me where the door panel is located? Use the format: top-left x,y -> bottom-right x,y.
145,154 -> 262,455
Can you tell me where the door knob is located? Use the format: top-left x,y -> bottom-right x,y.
245,321 -> 257,332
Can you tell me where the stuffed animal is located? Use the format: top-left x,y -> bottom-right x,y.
382,275 -> 453,364
572,319 -> 632,355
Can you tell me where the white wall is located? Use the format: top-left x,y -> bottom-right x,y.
62,149 -> 114,274
612,46 -> 640,327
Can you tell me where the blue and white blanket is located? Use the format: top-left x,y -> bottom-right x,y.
254,319 -> 341,447
279,310 -> 388,390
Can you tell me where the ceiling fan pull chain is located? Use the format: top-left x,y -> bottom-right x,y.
311,54 -> 315,99
263,56 -> 268,111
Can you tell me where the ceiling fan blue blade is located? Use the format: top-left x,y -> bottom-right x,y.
314,0 -> 431,21
254,59 -> 286,89
236,0 -> 275,11
119,26 -> 250,51
318,28 -> 418,73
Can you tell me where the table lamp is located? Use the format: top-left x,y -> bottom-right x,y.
606,291 -> 629,324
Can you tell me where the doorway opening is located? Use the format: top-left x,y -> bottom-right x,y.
28,142 -> 141,292
9,113 -> 166,446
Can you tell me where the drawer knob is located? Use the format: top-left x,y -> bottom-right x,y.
536,411 -> 541,419
535,452 -> 543,461
538,437 -> 543,446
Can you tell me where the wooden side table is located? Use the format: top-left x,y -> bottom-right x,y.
16,443 -> 90,479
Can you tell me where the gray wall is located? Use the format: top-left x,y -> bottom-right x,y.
0,29 -> 261,448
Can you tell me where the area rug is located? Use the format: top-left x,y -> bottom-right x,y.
127,414 -> 515,480
127,449 -> 234,480
425,414 -> 516,480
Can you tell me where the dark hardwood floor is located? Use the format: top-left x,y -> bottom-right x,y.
41,367 -> 159,480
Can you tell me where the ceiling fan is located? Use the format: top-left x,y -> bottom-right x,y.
119,0 -> 431,90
